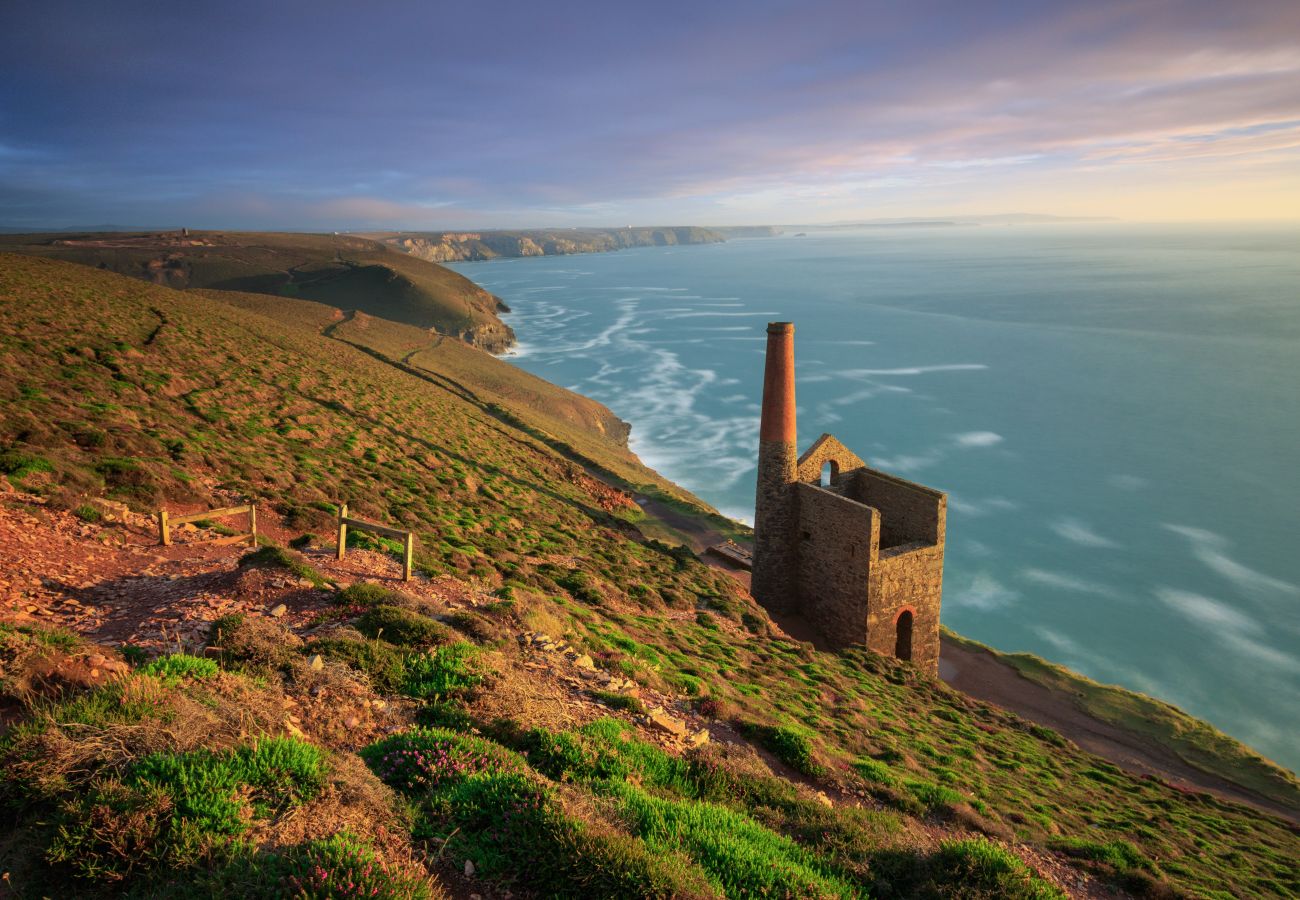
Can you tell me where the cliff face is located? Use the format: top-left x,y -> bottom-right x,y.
382,226 -> 726,262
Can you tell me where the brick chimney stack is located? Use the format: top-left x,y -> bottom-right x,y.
752,322 -> 798,612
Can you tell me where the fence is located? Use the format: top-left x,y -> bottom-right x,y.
336,502 -> 416,582
157,504 -> 257,547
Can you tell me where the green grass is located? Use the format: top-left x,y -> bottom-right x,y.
140,653 -> 220,683
927,838 -> 1066,899
3,254 -> 1298,900
743,723 -> 825,777
401,641 -> 486,701
48,736 -> 326,879
943,627 -> 1300,811
606,779 -> 857,898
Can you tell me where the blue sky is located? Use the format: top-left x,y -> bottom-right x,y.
2,0 -> 1298,228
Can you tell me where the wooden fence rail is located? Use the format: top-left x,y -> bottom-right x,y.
336,502 -> 415,582
158,503 -> 257,547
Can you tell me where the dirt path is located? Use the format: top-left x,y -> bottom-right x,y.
940,636 -> 1298,823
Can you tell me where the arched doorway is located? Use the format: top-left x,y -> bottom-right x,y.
894,610 -> 913,661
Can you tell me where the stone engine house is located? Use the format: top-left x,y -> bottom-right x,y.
751,322 -> 946,675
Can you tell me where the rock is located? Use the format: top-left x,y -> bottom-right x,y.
309,654 -> 324,671
573,654 -> 595,670
372,699 -> 387,710
88,653 -> 108,667
647,708 -> 688,738
89,498 -> 131,523
269,604 -> 287,617
688,729 -> 710,747
464,859 -> 476,877
814,791 -> 833,808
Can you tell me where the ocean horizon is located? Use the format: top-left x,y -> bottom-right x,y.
450,222 -> 1300,772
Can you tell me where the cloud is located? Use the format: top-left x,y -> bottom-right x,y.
2,1 -> 1299,225
1050,516 -> 1120,549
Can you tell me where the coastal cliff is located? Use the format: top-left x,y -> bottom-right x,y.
374,226 -> 726,262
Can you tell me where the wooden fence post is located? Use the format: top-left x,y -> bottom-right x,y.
248,504 -> 258,546
337,502 -> 348,561
403,531 -> 414,582
158,509 -> 170,546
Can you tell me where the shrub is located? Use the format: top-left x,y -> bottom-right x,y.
0,450 -> 53,482
361,728 -> 523,794
1049,837 -> 1151,872
593,690 -> 644,714
306,637 -> 408,693
402,642 -> 486,702
48,737 -> 327,880
140,653 -> 219,684
73,503 -> 102,523
208,833 -> 435,899
356,605 -> 450,647
928,838 -> 1066,899
337,582 -> 419,609
209,615 -> 304,672
744,724 -> 825,777
903,778 -> 965,810
852,757 -> 898,786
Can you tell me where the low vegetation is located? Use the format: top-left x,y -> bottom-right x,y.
1,255 -> 1296,898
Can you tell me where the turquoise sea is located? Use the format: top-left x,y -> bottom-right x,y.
449,223 -> 1300,770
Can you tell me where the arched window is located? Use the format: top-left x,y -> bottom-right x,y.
819,459 -> 839,487
894,610 -> 914,662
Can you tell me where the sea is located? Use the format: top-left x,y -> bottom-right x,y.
447,223 -> 1300,771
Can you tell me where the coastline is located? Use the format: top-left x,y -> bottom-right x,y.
448,245 -> 1300,820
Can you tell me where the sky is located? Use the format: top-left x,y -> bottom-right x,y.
2,0 -> 1298,229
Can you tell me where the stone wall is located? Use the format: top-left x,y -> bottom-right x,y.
794,483 -> 876,647
795,434 -> 866,484
867,542 -> 944,675
845,468 -> 944,549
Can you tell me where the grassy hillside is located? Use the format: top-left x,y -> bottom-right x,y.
943,629 -> 1300,813
1,254 -> 1297,899
0,230 -> 515,351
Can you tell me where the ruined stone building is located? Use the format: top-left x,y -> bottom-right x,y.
751,322 -> 946,675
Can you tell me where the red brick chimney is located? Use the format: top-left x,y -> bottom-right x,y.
752,322 -> 798,612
